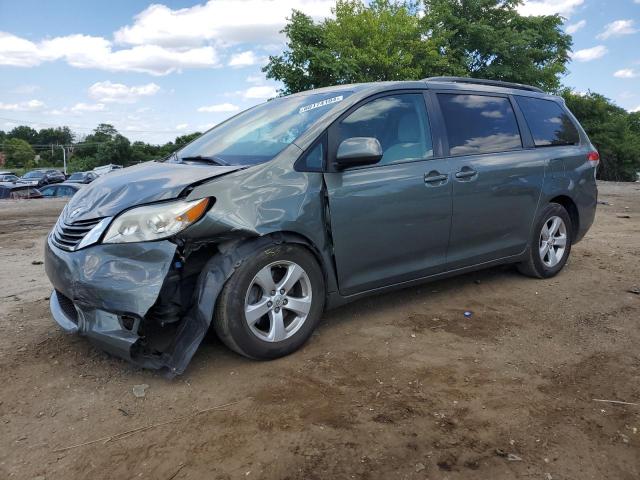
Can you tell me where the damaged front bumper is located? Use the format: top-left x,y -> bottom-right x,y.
45,235 -> 198,375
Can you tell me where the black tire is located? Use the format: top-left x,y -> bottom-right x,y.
213,243 -> 325,359
517,202 -> 573,279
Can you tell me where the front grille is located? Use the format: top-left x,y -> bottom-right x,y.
56,290 -> 78,323
51,217 -> 103,251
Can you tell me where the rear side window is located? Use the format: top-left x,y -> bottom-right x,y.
438,94 -> 522,155
515,96 -> 580,146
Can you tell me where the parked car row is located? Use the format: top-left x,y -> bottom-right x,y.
0,164 -> 126,200
0,181 -> 83,200
0,164 -> 122,187
17,169 -> 66,188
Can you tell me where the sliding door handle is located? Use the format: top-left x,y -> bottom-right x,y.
455,168 -> 477,179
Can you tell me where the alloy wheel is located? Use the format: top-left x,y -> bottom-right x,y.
244,261 -> 312,342
539,215 -> 568,268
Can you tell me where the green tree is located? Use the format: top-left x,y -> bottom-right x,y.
264,0 -> 572,94
37,126 -> 73,145
8,126 -> 38,144
94,134 -> 132,166
628,112 -> 640,136
562,90 -> 640,181
2,138 -> 36,168
174,132 -> 202,148
74,123 -> 122,160
423,0 -> 571,91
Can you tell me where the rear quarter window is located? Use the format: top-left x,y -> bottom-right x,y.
438,94 -> 522,156
515,96 -> 580,147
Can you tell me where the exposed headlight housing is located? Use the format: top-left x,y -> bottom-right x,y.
103,198 -> 209,244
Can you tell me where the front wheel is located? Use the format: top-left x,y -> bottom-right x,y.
517,203 -> 573,279
213,243 -> 325,359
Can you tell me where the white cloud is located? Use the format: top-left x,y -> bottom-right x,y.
0,32 -> 219,75
114,1 -> 333,47
71,102 -> 106,112
175,123 -> 189,130
572,45 -> 608,62
566,19 -> 586,34
597,20 -> 637,40
614,68 -> 638,78
0,99 -> 45,111
518,0 -> 584,17
197,103 -> 241,113
0,32 -> 41,66
631,105 -> 640,113
88,81 -> 160,103
0,1 -> 334,76
244,85 -> 277,99
228,50 -> 259,67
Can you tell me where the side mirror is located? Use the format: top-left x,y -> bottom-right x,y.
335,137 -> 383,169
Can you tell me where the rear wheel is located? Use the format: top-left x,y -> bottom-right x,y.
213,243 -> 325,359
517,203 -> 573,278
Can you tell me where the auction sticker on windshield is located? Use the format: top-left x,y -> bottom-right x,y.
299,95 -> 343,114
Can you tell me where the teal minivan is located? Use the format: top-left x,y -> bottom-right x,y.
45,77 -> 598,375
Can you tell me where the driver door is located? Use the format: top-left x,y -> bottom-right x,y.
323,92 -> 452,296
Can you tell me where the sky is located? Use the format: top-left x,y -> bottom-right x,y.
0,0 -> 638,144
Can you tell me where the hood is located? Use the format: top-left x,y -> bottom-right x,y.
65,161 -> 243,221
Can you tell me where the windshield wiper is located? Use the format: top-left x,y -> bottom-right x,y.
179,155 -> 229,166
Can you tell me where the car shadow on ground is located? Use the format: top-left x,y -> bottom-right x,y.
191,263 -> 524,372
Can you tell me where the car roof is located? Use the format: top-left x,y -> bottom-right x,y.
291,77 -> 560,101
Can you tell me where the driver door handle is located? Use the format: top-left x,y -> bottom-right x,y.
424,172 -> 448,184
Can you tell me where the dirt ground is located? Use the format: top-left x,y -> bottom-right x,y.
0,182 -> 639,480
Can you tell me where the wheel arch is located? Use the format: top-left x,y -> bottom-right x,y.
185,231 -> 337,348
262,230 -> 337,295
548,195 -> 580,239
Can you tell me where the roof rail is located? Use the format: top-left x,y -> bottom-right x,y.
423,76 -> 544,93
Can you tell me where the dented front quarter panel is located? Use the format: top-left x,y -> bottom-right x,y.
159,144 -> 340,374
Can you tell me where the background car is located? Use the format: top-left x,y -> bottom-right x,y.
0,183 -> 42,199
92,164 -> 123,176
18,169 -> 66,188
65,171 -> 98,184
0,174 -> 19,183
39,183 -> 82,198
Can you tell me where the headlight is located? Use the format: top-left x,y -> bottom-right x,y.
103,198 -> 209,244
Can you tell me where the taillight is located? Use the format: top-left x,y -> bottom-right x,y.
587,150 -> 600,166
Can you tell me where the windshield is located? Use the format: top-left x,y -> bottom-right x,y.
173,91 -> 351,166
23,171 -> 44,179
68,173 -> 84,180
